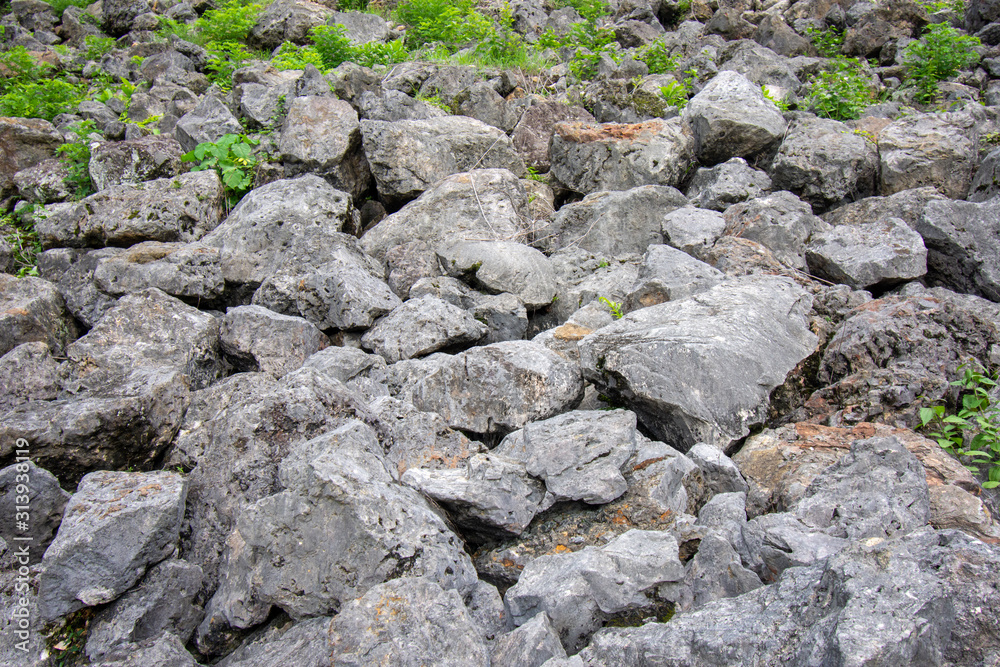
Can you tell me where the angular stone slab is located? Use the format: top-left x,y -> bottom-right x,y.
361,295 -> 487,363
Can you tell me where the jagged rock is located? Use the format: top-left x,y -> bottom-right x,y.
39,471 -> 187,620
201,420 -> 477,632
328,578 -> 491,665
625,244 -> 724,310
332,10 -> 393,44
12,158 -> 71,203
174,96 -> 243,154
511,100 -> 596,171
92,241 -> 225,301
463,577 -> 509,643
398,340 -> 585,437
684,530 -> 762,610
92,633 -> 202,667
37,171 -> 225,249
0,565 -> 46,664
0,275 -> 78,356
361,116 -> 525,203
538,185 -> 688,256
769,115 -> 880,212
0,341 -> 60,412
247,0 -> 332,51
472,292 -> 529,344
200,175 -> 357,286
301,345 -> 386,384
220,305 -> 329,377
549,119 -> 695,194
233,74 -> 299,131
683,70 -> 787,165
453,81 -> 519,133
215,617 -> 329,667
579,276 -> 818,450
0,118 -> 62,198
969,147 -> 1000,202
0,461 -> 69,563
402,452 -> 545,535
548,250 -> 642,323
505,529 -> 685,652
88,135 -> 186,192
805,216 -> 927,289
660,206 -> 728,257
85,559 -> 204,661
279,96 -> 372,198
915,196 -> 1000,302
723,191 -> 829,270
491,612 -> 567,667
879,110 -> 980,200
687,443 -> 748,496
417,65 -> 478,104
102,0 -> 151,36
360,295 -> 488,363
496,409 -> 639,505
438,241 -> 557,308
717,39 -> 803,91
685,157 -> 772,211
361,169 -> 531,263
357,89 -> 447,122
821,185 -> 946,229
37,247 -> 123,327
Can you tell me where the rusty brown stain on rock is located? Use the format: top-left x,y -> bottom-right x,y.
554,121 -> 665,144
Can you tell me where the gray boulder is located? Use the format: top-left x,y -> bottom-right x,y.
12,158 -> 71,203
92,241 -> 225,302
301,345 -> 386,384
879,110 -> 980,199
722,191 -> 829,270
579,276 -> 818,450
496,409 -> 639,505
90,633 -> 202,667
331,10 -> 393,44
216,617 -> 329,667
38,247 -> 127,327
683,70 -> 787,165
400,340 -> 585,437
102,0 -> 150,36
0,117 -> 62,200
0,341 -> 60,412
328,578 -> 491,666
549,118 -> 695,194
0,275 -> 78,356
453,81 -> 519,133
969,147 -> 1000,202
915,196 -> 1000,302
660,206 -> 728,257
538,185 -> 688,256
769,115 -> 879,212
37,171 -> 225,249
684,531 -> 762,610
220,305 -> 329,377
740,511 -> 849,581
685,157 -> 772,212
505,529 -> 685,652
361,116 -> 525,203
491,612 -> 567,667
88,134 -> 185,192
0,461 -> 69,564
39,471 -> 187,620
438,240 -> 557,308
360,295 -> 488,363
279,96 -> 372,198
247,0 -> 332,50
687,443 -> 748,496
357,89 -> 447,122
625,244 -> 724,310
512,100 -> 596,171
174,96 -> 243,154
806,217 -> 927,290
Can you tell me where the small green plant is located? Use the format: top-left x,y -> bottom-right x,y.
660,80 -> 688,109
598,296 -> 624,319
1,212 -> 42,278
415,92 -> 452,112
473,3 -> 529,68
271,42 -> 326,71
902,22 -> 981,103
83,35 -> 118,61
393,0 -> 492,49
181,133 -> 260,203
597,258 -> 610,268
41,0 -> 91,16
920,363 -> 1000,488
806,58 -> 874,120
196,0 -> 264,44
806,25 -> 844,58
636,39 -> 679,75
555,0 -> 609,21
205,41 -> 261,91
56,119 -> 97,199
761,85 -> 789,112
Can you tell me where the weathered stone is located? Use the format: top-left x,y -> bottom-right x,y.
331,10 -> 393,44
723,191 -> 829,270
579,276 -> 818,450
92,241 -> 224,301
301,345 -> 387,384
174,96 -> 243,154
806,216 -> 927,289
511,100 -> 596,171
491,612 -> 567,667
685,157 -> 772,211
549,119 -> 695,194
0,461 -> 69,564
879,110 -> 980,200
88,134 -> 186,192
0,118 -> 63,198
248,0 -> 332,51
361,295 -> 487,363
969,146 -> 1000,202
625,244 -> 724,310
0,274 -> 78,356
660,206 -> 728,257
357,88 -> 447,122
0,341 -> 60,412
37,247 -> 122,327
12,158 -> 71,203
92,633 -> 202,667
216,617 -> 329,667
102,0 -> 151,36
37,171 -> 225,249
39,471 -> 187,620
453,81 -> 519,133
684,531 -> 762,610
221,305 -> 329,377
361,116 -> 525,203
438,241 -> 557,308
915,196 -> 1000,302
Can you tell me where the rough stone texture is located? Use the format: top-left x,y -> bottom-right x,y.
968,146 -> 1000,202
248,0 -> 333,51
361,116 -> 525,203
915,196 -> 1000,302
39,471 -> 188,621
361,169 -> 532,264
12,158 -> 72,203
85,558 -> 204,661
91,633 -> 202,667
37,171 -> 225,249
505,529 -> 685,652
220,305 -> 329,377
660,207 -> 728,257
174,95 -> 244,154
102,0 -> 151,36
201,421 -> 477,633
496,410 -> 639,505
538,185 -> 688,256
683,70 -> 787,165
770,115 -> 880,212
214,617 -> 328,667
331,10 -> 393,44
0,341 -> 60,412
549,119 -> 695,194
279,96 -> 372,198
361,295 -> 488,363
492,612 -> 567,667
512,100 -> 596,171
683,529 -> 761,610
399,340 -> 585,437
302,345 -> 387,384
0,117 -> 63,200
0,461 -> 69,563
723,191 -> 829,270
806,217 -> 927,289
402,452 -> 545,535
579,276 -> 818,451
625,244 -> 724,310
685,157 -> 772,212
0,274 -> 79,356
879,110 -> 980,200
438,241 -> 557,308
37,247 -> 124,327
357,88 -> 447,122
582,528 -> 1000,667
327,578 -> 491,666
92,241 -> 225,301
453,81 -> 519,134
88,134 -> 186,192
